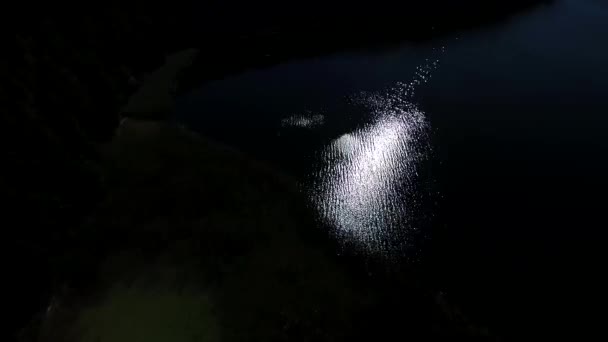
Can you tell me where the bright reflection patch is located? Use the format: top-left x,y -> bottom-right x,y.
306,57 -> 439,258
281,112 -> 325,129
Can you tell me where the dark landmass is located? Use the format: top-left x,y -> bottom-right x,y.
179,0 -> 553,90
26,118 -> 482,341
3,1 -> 549,340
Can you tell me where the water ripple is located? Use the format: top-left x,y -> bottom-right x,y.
281,111 -> 325,129
306,55 -> 440,259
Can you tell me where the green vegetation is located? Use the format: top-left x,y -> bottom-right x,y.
30,119 -> 375,342
72,285 -> 218,342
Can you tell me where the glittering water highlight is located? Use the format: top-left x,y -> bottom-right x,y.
281,111 -> 325,129
306,56 -> 441,258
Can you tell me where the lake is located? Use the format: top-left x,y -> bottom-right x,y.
176,0 -> 607,336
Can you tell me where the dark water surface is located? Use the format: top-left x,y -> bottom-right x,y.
177,0 -> 607,335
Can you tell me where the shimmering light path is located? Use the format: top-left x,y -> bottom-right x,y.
306,58 -> 440,258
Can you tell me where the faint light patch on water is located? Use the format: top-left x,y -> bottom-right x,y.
306,55 -> 440,259
281,111 -> 325,129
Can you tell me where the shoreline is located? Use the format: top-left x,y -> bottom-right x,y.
178,1 -> 552,92
22,45 -> 485,340
32,115 -> 483,341
8,2 -> 555,337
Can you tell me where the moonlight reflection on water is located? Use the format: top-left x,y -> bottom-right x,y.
307,60 -> 439,258
281,112 -> 325,129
